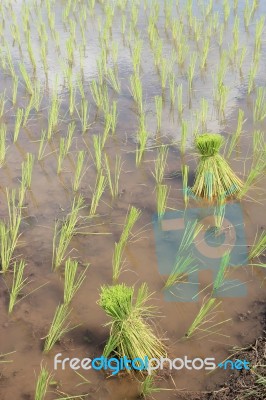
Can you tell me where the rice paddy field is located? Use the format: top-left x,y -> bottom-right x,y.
0,0 -> 266,399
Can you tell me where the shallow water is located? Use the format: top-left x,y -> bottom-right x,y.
0,0 -> 265,399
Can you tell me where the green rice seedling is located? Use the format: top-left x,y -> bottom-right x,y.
153,146 -> 169,185
253,130 -> 264,157
198,98 -> 209,133
132,39 -> 142,75
23,95 -> 35,127
120,206 -> 141,246
73,151 -> 86,191
0,222 -> 17,273
112,240 -> 125,282
13,108 -> 24,142
0,91 -> 6,118
187,52 -> 197,93
90,80 -> 102,109
192,134 -> 243,200
77,76 -> 85,100
12,75 -> 19,105
217,84 -> 229,118
111,42 -> 119,65
43,304 -> 74,353
254,16 -> 265,61
78,99 -> 90,134
238,47 -> 247,73
180,119 -> 188,155
249,230 -> 266,260
21,153 -> 34,189
185,297 -> 230,338
234,0 -> 238,11
33,81 -> 43,113
69,85 -> 76,116
164,254 -> 197,288
200,36 -> 210,69
177,84 -> 183,116
57,138 -> 67,174
238,155 -> 265,198
6,188 -> 22,247
182,164 -> 189,207
253,87 -> 266,122
0,124 -> 7,166
130,74 -> 143,114
63,258 -> 88,304
19,62 -> 33,95
47,91 -> 61,140
244,0 -> 255,28
169,73 -> 176,106
89,172 -> 107,216
92,135 -> 103,174
109,101 -> 118,135
214,196 -> 226,230
231,15 -> 239,63
104,154 -> 122,199
98,283 -> 166,361
156,184 -> 170,219
212,251 -> 230,294
38,130 -> 48,161
248,61 -> 258,94
140,375 -> 162,398
35,365 -> 53,400
53,196 -> 84,270
66,122 -> 75,151
160,58 -> 169,90
227,109 -> 245,158
223,0 -> 230,23
136,113 -> 148,166
155,95 -> 163,132
8,260 -> 28,313
106,68 -> 120,93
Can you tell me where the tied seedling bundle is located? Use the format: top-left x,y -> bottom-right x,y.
192,133 -> 243,201
98,283 -> 166,368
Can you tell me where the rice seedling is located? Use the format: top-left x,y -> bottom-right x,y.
89,172 -> 107,216
192,134 -> 243,200
13,108 -> 24,143
180,119 -> 188,154
253,130 -> 264,158
12,75 -> 19,105
0,124 -> 7,166
238,47 -> 247,73
8,260 -> 28,313
187,52 -> 197,93
104,154 -> 122,199
0,91 -> 6,118
35,365 -> 53,400
136,113 -> 148,166
247,61 -> 258,95
214,196 -> 226,230
227,109 -> 245,158
43,304 -> 74,353
63,258 -> 88,304
106,68 -> 121,93
22,95 -> 34,127
238,155 -> 265,199
92,135 -> 103,174
177,84 -> 183,116
249,231 -> 266,260
160,58 -> 169,91
47,92 -> 61,140
254,16 -> 265,61
53,196 -> 84,270
185,297 -> 230,338
33,81 -> 43,113
66,122 -> 75,151
6,188 -> 22,247
120,206 -> 141,246
200,36 -> 210,70
140,375 -> 162,398
244,0 -> 256,28
98,283 -> 166,361
0,221 -> 17,273
253,87 -> 266,122
155,95 -> 163,132
212,251 -> 230,294
73,151 -> 86,191
69,85 -> 76,116
169,72 -> 176,106
152,146 -> 168,185
132,39 -> 142,75
164,254 -> 197,288
156,184 -> 170,219
21,153 -> 35,189
223,0 -> 230,23
112,240 -> 125,282
130,74 -> 143,114
38,130 -> 48,161
19,62 -> 33,95
182,164 -> 189,207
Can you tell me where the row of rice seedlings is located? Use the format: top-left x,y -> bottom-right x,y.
72,150 -> 86,192
192,134 -> 243,200
104,154 -> 122,199
89,172 -> 107,216
185,297 -> 230,338
136,113 -> 148,166
113,206 -> 141,281
253,87 -> 266,122
53,196 -> 84,270
63,258 -> 88,304
43,303 -> 74,353
21,153 -> 35,189
226,108 -> 245,158
98,283 -> 166,360
0,123 -> 7,166
152,146 -> 169,185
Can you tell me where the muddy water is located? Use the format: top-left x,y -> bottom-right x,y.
0,0 -> 266,399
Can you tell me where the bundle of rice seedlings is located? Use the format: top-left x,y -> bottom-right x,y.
98,284 -> 166,365
192,133 -> 243,201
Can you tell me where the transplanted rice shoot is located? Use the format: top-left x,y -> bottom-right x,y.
249,231 -> 266,260
34,365 -> 53,400
98,283 -> 166,362
192,134 -> 243,200
8,260 -> 28,313
63,258 -> 88,304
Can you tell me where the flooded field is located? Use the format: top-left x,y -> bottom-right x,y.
0,0 -> 265,399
